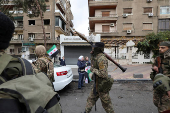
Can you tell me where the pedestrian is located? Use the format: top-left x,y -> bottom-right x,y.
77,55 -> 86,89
59,56 -> 66,66
33,45 -> 54,82
84,56 -> 91,83
84,42 -> 114,113
85,56 -> 91,66
151,41 -> 170,113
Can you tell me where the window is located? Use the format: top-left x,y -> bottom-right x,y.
28,20 -> 35,25
18,48 -> 22,54
44,19 -> 50,25
18,34 -> 23,40
102,11 -> 110,17
46,5 -> 50,11
123,23 -> 132,30
160,6 -> 170,14
143,23 -> 152,30
55,16 -> 66,31
123,8 -> 132,14
28,33 -> 35,38
158,19 -> 170,31
143,7 -> 152,13
46,33 -> 50,39
17,21 -> 23,27
10,49 -> 14,54
45,0 -> 49,2
102,25 -> 110,32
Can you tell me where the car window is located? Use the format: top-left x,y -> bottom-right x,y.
54,63 -> 62,67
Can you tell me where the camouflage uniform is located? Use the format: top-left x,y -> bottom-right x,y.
34,56 -> 54,82
153,49 -> 170,113
85,53 -> 114,113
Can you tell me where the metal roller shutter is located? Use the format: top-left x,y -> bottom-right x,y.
64,46 -> 92,65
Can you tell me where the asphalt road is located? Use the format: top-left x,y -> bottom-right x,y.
58,81 -> 158,113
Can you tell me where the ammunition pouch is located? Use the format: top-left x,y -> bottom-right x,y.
153,73 -> 170,94
98,77 -> 114,93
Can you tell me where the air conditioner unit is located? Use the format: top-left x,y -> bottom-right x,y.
122,14 -> 127,18
147,0 -> 152,2
110,23 -> 115,27
29,37 -> 34,42
127,30 -> 131,34
148,13 -> 153,17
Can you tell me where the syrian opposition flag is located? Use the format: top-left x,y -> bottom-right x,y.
47,45 -> 59,57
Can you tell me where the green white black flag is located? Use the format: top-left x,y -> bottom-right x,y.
47,45 -> 59,57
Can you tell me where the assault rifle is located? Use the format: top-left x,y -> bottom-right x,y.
75,31 -> 127,72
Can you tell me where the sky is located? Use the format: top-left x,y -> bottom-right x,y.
69,0 -> 89,36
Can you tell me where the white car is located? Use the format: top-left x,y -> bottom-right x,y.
53,64 -> 73,91
27,59 -> 73,91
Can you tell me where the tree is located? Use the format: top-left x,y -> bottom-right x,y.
136,31 -> 170,58
0,0 -> 47,48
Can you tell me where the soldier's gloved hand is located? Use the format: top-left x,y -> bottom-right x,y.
91,68 -> 98,74
90,67 -> 94,72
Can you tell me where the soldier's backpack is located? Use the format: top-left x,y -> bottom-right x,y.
0,53 -> 62,113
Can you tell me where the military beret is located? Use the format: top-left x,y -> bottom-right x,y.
160,41 -> 170,47
93,42 -> 105,48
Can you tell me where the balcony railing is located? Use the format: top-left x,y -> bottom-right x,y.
89,0 -> 118,1
94,30 -> 117,33
93,14 -> 117,17
9,10 -> 23,14
15,23 -> 23,27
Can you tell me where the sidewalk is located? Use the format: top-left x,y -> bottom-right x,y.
71,64 -> 152,80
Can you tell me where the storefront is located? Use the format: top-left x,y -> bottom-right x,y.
60,34 -> 101,65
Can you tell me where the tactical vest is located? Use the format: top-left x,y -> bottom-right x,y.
92,53 -> 113,93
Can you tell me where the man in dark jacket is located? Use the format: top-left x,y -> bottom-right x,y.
59,56 -> 66,66
77,55 -> 86,89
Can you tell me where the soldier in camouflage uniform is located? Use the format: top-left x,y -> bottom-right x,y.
33,45 -> 54,82
84,42 -> 114,113
152,41 -> 170,113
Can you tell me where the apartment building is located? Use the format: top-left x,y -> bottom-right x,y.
88,0 -> 170,63
4,0 -> 74,59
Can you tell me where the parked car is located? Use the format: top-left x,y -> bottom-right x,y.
53,64 -> 73,91
27,59 -> 73,91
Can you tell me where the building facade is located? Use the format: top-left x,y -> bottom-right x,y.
4,0 -> 74,59
88,0 -> 170,64
60,34 -> 101,65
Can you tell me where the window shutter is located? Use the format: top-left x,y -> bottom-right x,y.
102,25 -> 110,32
102,11 -> 110,17
123,24 -> 132,30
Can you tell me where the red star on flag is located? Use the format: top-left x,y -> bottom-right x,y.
50,52 -> 52,54
54,50 -> 56,52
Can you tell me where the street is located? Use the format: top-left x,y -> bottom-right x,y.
58,81 -> 157,113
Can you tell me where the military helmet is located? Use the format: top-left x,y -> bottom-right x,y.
35,45 -> 46,57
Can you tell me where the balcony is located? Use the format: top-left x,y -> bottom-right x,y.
89,0 -> 118,7
55,10 -> 66,22
56,0 -> 66,14
15,24 -> 23,31
9,10 -> 23,16
89,14 -> 118,21
92,30 -> 118,36
55,26 -> 66,35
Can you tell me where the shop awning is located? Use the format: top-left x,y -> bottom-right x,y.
14,16 -> 23,20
